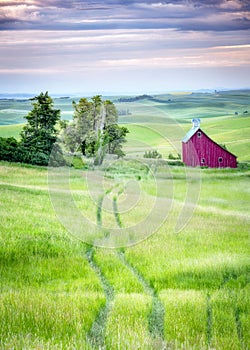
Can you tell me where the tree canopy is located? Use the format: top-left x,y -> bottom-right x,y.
19,92 -> 62,165
21,92 -> 60,153
63,95 -> 129,165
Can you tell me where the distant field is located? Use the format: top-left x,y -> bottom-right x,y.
0,161 -> 249,348
0,90 -> 249,125
117,91 -> 250,124
0,97 -> 76,125
117,91 -> 250,161
0,124 -> 23,139
0,90 -> 249,161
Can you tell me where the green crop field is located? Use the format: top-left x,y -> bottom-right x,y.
0,90 -> 250,349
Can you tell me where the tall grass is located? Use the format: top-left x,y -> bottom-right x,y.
0,164 -> 107,347
160,289 -> 207,349
0,161 -> 249,348
0,289 -> 104,349
93,249 -> 144,293
105,293 -> 153,349
210,289 -> 249,349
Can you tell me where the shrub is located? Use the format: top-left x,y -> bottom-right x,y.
143,150 -> 162,159
0,137 -> 21,162
0,137 -> 65,167
168,153 -> 181,160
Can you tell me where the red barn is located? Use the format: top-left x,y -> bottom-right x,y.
182,119 -> 237,168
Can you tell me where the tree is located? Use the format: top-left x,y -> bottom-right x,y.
20,92 -> 62,165
63,95 -> 128,165
104,124 -> 129,157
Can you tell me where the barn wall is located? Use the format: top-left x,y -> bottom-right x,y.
182,129 -> 237,168
182,140 -> 200,166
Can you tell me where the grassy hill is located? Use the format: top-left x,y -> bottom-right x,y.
0,90 -> 249,161
0,91 -> 249,348
116,90 -> 250,161
1,90 -> 249,125
0,160 -> 249,349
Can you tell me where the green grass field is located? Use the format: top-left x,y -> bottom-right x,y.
0,91 -> 250,348
0,160 -> 249,349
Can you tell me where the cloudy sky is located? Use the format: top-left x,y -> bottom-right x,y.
0,0 -> 249,94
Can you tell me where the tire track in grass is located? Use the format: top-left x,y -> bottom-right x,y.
96,195 -> 104,227
220,275 -> 245,348
97,184 -> 120,227
85,246 -> 114,349
235,306 -> 244,348
206,294 -> 212,347
233,291 -> 245,349
113,193 -> 165,344
86,189 -> 118,349
113,195 -> 123,228
118,251 -> 166,346
95,186 -> 166,346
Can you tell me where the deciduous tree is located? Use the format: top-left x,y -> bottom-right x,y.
63,95 -> 128,165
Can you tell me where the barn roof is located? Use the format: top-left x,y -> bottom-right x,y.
182,126 -> 237,158
182,126 -> 200,143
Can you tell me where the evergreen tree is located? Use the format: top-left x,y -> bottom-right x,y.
20,92 -> 61,165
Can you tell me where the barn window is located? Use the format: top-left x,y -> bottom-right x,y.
197,131 -> 201,138
201,158 -> 205,164
218,157 -> 223,163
